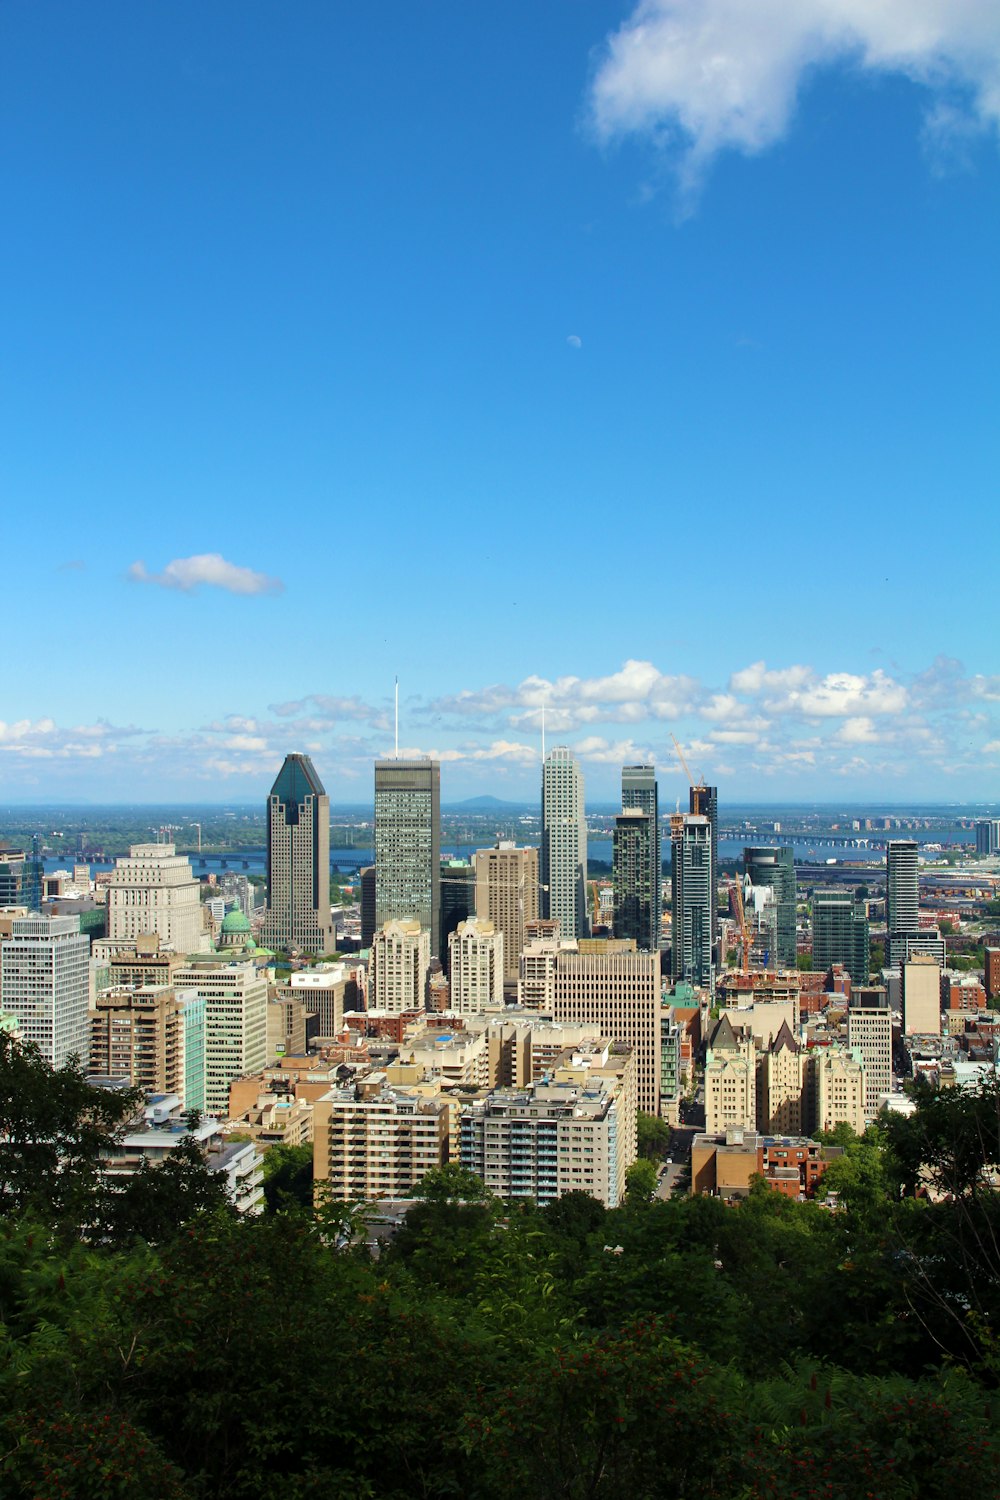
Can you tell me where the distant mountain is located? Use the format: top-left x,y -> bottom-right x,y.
446,795 -> 529,811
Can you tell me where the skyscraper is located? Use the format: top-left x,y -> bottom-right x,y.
1,914 -> 90,1068
260,755 -> 335,956
474,841 -> 539,989
612,809 -> 655,951
689,783 -> 718,940
886,840 -> 919,936
671,814 -> 714,993
107,843 -> 208,954
440,858 -> 475,975
541,747 -> 587,941
743,847 -> 797,968
0,837 -> 43,913
622,765 -> 660,945
374,758 -> 441,954
811,890 -> 870,981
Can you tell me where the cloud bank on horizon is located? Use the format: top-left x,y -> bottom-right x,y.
2,655 -> 997,799
589,0 -> 1000,194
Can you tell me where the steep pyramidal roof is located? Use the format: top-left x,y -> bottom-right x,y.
270,753 -> 326,807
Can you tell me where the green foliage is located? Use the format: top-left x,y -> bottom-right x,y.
624,1157 -> 658,1203
261,1142 -> 313,1213
636,1109 -> 670,1160
796,952 -> 813,970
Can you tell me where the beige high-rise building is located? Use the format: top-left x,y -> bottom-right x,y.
107,844 -> 209,954
313,1083 -> 450,1200
808,1046 -> 867,1135
902,954 -> 941,1036
847,988 -> 893,1120
704,1014 -> 757,1133
518,934 -> 562,1010
173,959 -> 268,1117
277,963 -> 348,1037
756,1020 -> 804,1135
485,1016 -> 603,1088
369,920 -> 430,1013
90,985 -> 184,1096
448,917 -> 504,1013
551,946 -> 661,1115
474,842 -> 538,988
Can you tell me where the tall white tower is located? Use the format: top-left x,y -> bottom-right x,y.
1,914 -> 90,1068
541,746 -> 587,940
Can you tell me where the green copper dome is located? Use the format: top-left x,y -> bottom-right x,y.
221,907 -> 252,934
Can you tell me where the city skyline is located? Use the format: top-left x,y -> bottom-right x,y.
2,4 -> 998,802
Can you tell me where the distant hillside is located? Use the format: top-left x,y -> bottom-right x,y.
446,796 -> 529,811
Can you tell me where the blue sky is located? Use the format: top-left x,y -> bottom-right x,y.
2,1 -> 998,803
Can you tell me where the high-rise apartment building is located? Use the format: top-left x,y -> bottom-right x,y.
1,914 -> 90,1068
260,755 -> 335,956
89,985 -> 207,1112
474,842 -> 539,988
541,747 -> 587,941
671,815 -> 714,993
374,758 -> 441,954
886,840 -> 919,936
172,959 -> 268,1117
369,919 -> 430,1013
811,890 -> 870,981
743,847 -> 797,969
448,918 -> 504,1012
107,844 -> 208,954
806,1047 -> 867,1136
847,988 -> 893,1121
689,783 -> 718,938
756,1020 -> 804,1135
552,946 -> 661,1114
622,765 -> 660,943
313,1084 -> 450,1200
359,866 -> 377,949
613,809 -> 655,951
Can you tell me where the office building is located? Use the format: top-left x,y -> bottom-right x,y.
975,819 -> 1000,856
886,840 -> 919,936
107,844 -> 208,954
847,988 -> 893,1121
172,959 -> 268,1117
811,890 -> 869,982
374,758 -> 441,954
902,954 -> 941,1036
369,919 -> 430,1013
689,782 -> 718,938
806,1047 -> 867,1136
439,858 -> 475,973
1,914 -> 90,1068
622,765 -> 661,943
448,917 -> 504,1013
552,946 -> 661,1114
612,808 -> 656,951
0,840 -> 43,913
461,1041 -> 637,1207
671,814 -> 714,993
887,929 -> 946,969
359,866 -> 377,949
278,963 -> 347,1038
313,1083 -> 450,1200
260,755 -> 335,956
743,847 -> 797,969
541,747 -> 587,941
474,842 -> 539,988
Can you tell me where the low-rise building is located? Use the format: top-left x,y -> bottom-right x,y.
101,1093 -> 263,1214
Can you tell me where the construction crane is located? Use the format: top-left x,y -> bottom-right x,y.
730,877 -> 752,975
670,733 -> 705,795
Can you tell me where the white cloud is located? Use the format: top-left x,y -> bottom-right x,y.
836,716 -> 881,743
433,660 -> 700,732
128,553 -> 283,596
567,334 -> 583,348
589,0 -> 1000,194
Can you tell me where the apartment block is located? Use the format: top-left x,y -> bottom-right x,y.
704,1013 -> 757,1133
448,917 -> 504,1013
551,946 -> 661,1115
312,1083 -> 450,1200
474,842 -> 539,988
369,920 -> 430,1013
172,959 -> 268,1117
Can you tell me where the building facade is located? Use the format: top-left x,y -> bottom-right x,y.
374,758 -> 441,954
689,783 -> 718,939
107,844 -> 207,953
671,814 -> 714,993
622,765 -> 660,944
811,890 -> 870,982
847,987 -> 893,1121
448,918 -> 504,1012
260,754 -> 335,956
541,747 -> 587,941
369,920 -> 430,1013
313,1084 -> 450,1200
1,914 -> 90,1068
551,946 -> 661,1115
172,960 -> 268,1117
886,840 -> 919,936
612,808 -> 656,952
743,846 -> 797,969
474,842 -> 539,988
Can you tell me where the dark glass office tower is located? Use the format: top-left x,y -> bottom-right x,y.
261,754 -> 335,955
613,809 -> 655,951
690,783 -> 718,939
671,814 -> 714,993
374,758 -> 441,954
812,890 -> 869,981
743,846 -> 797,968
622,765 -> 660,946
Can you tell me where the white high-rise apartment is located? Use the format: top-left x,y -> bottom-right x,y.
448,918 -> 504,1012
541,747 -> 587,941
172,960 -> 268,1117
107,844 -> 208,954
474,842 -> 539,987
1,914 -> 90,1068
847,988 -> 893,1121
886,840 -> 919,935
808,1047 -> 867,1136
369,920 -> 430,1013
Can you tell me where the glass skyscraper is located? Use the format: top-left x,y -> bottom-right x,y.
812,890 -> 869,981
374,758 -> 441,955
622,765 -> 660,946
671,814 -> 714,993
613,809 -> 655,951
743,846 -> 797,968
541,747 -> 587,940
